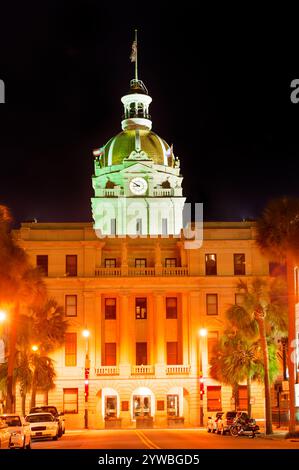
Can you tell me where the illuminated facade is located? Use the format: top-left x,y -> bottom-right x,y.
14,75 -> 272,428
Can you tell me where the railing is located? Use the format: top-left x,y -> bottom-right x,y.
95,267 -> 122,277
95,366 -> 120,376
152,188 -> 174,197
128,267 -> 155,276
94,267 -> 189,277
166,365 -> 191,375
96,188 -> 123,197
162,267 -> 189,276
131,365 -> 155,375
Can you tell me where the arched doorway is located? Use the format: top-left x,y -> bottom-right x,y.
131,386 -> 155,421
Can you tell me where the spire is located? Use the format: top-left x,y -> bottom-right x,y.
130,29 -> 138,82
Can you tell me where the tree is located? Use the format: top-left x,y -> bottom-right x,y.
256,196 -> 299,432
226,277 -> 288,434
0,205 -> 46,412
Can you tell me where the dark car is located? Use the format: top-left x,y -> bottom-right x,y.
29,406 -> 65,437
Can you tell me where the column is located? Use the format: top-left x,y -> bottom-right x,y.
154,239 -> 162,275
94,293 -> 102,368
119,291 -> 131,377
154,291 -> 165,376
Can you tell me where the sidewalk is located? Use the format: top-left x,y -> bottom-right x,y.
259,426 -> 299,440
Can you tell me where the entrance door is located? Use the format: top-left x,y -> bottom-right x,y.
133,395 -> 151,418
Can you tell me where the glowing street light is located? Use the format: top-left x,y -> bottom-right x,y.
31,345 -> 39,352
199,328 -> 208,338
0,310 -> 7,323
82,329 -> 90,339
82,328 -> 90,429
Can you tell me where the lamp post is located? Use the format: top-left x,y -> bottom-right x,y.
198,328 -> 207,427
82,329 -> 90,429
0,310 -> 7,413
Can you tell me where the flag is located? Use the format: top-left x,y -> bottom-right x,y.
130,40 -> 137,62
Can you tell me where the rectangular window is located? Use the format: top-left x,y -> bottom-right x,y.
135,258 -> 147,268
104,343 -> 116,366
36,255 -> 48,277
166,297 -> 177,319
136,218 -> 142,235
66,255 -> 77,277
167,394 -> 179,417
105,298 -> 116,320
65,333 -> 77,366
207,386 -> 222,411
208,332 -> 218,365
65,295 -> 77,317
105,258 -> 116,268
205,254 -> 217,275
135,297 -> 147,319
136,342 -> 147,365
167,341 -> 178,365
235,293 -> 245,306
238,385 -> 248,411
111,218 -> 116,235
63,388 -> 78,414
165,258 -> 177,268
206,294 -> 218,315
162,218 -> 168,235
105,396 -> 117,418
234,253 -> 245,275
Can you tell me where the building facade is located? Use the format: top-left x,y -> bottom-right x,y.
14,74 -> 273,428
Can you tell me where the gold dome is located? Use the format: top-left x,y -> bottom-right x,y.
104,130 -> 172,166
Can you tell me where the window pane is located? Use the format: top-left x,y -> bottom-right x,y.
104,343 -> 116,366
166,297 -> 177,319
136,342 -> 147,365
105,396 -> 117,417
165,258 -> 177,267
206,294 -> 218,315
135,258 -> 147,268
65,295 -> 77,317
37,255 -> 48,277
65,333 -> 77,366
162,218 -> 168,235
63,388 -> 78,414
66,255 -> 77,277
167,342 -> 178,365
136,218 -> 142,235
205,254 -> 217,275
238,385 -> 248,410
167,394 -> 179,417
135,298 -> 147,319
111,218 -> 116,235
234,254 -> 245,275
105,258 -> 116,268
105,298 -> 116,319
207,386 -> 222,411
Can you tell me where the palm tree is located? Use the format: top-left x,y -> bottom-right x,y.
210,332 -> 264,418
256,196 -> 299,432
226,277 -> 288,434
0,205 -> 46,412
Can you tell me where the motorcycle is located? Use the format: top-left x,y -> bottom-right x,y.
229,414 -> 259,438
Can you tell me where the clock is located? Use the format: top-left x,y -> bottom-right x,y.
129,177 -> 148,195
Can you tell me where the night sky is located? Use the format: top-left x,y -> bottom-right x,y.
0,2 -> 299,225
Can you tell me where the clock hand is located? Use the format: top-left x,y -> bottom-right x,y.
133,182 -> 141,187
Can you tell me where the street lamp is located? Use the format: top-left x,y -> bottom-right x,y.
82,329 -> 90,429
198,328 -> 207,427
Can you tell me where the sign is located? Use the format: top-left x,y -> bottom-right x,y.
295,384 -> 299,407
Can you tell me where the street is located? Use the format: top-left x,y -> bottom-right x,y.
31,429 -> 299,449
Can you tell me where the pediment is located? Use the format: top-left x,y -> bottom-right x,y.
119,162 -> 155,174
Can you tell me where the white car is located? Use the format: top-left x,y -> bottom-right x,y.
25,412 -> 59,441
0,417 -> 10,449
0,414 -> 31,449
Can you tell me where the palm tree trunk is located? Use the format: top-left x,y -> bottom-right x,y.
6,302 -> 19,413
257,317 -> 273,434
30,370 -> 37,409
21,392 -> 26,416
286,251 -> 297,432
247,373 -> 252,418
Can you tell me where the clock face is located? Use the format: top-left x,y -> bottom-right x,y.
129,177 -> 148,195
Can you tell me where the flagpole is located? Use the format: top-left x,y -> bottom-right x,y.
135,29 -> 138,82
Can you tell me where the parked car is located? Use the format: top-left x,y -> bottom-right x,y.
25,412 -> 59,441
207,412 -> 223,433
216,411 -> 238,435
0,414 -> 31,449
0,417 -> 10,449
29,406 -> 65,437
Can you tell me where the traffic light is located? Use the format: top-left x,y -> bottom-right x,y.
84,367 -> 90,400
199,376 -> 205,399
